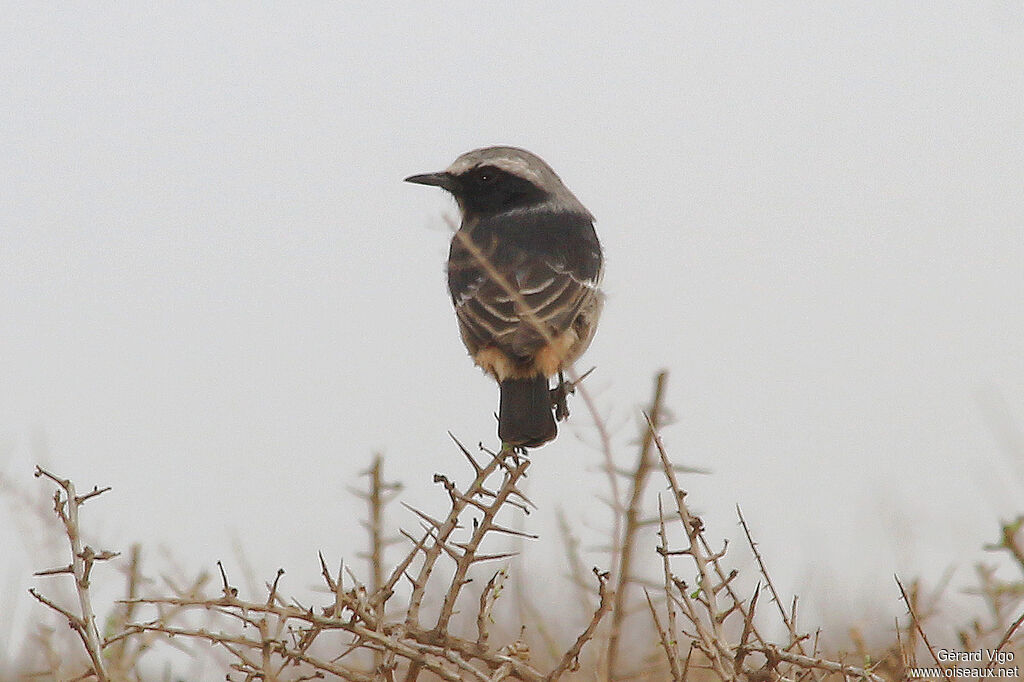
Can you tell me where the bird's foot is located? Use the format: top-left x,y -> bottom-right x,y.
500,441 -> 532,458
551,377 -> 571,422
550,367 -> 596,422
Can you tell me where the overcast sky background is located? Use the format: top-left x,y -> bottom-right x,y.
2,2 -> 1023,660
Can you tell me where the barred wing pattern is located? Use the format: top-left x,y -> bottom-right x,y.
447,211 -> 602,370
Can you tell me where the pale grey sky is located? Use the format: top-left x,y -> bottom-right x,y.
3,2 -> 1023,657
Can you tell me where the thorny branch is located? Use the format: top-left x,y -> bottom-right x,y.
30,466 -> 117,682
607,370 -> 667,678
98,443 -> 606,681
22,366 -> 1024,680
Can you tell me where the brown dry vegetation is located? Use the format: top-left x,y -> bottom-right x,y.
4,370 -> 1023,681
5,236 -> 1023,680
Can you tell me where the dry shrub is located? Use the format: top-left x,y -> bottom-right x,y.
13,372 -> 1023,680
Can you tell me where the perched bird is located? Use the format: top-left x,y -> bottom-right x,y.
406,147 -> 603,448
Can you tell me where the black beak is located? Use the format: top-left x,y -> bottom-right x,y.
404,171 -> 457,192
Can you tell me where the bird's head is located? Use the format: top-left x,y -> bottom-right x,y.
405,146 -> 592,221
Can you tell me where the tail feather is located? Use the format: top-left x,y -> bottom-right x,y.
498,376 -> 556,448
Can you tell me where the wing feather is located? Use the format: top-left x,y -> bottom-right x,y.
447,211 -> 602,363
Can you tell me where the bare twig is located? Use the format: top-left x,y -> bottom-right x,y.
31,466 -> 114,682
435,453 -> 532,634
655,496 -> 683,680
758,644 -> 886,682
404,446 -> 513,628
643,586 -> 680,680
546,568 -> 614,681
608,371 -> 667,677
737,505 -> 810,660
353,455 -> 402,595
896,574 -> 950,676
984,605 -> 1024,674
647,417 -> 735,679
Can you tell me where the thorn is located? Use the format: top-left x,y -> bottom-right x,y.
400,502 -> 445,530
448,432 -> 483,474
399,528 -> 431,553
318,551 -> 337,591
33,564 -> 74,577
216,560 -> 238,599
487,523 -> 539,540
266,568 -> 285,606
470,552 -> 519,563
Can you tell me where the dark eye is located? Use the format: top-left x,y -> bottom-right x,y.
477,171 -> 496,184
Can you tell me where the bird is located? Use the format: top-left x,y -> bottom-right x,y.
406,146 -> 603,448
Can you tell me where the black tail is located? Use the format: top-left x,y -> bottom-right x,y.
498,376 -> 557,448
